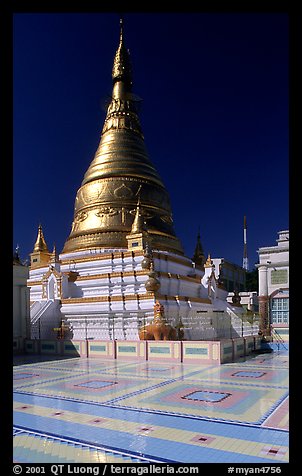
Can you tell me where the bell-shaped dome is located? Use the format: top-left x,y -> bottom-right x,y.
62,20 -> 183,255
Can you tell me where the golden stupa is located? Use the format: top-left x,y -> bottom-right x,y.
63,20 -> 183,255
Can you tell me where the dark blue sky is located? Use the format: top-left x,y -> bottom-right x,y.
13,12 -> 288,268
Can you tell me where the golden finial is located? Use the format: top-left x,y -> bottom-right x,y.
119,16 -> 124,41
131,197 -> 145,234
112,16 -> 132,86
204,253 -> 213,268
33,224 -> 49,252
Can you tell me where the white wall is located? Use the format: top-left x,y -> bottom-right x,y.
13,264 -> 30,345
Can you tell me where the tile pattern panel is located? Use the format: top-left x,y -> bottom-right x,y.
13,351 -> 289,463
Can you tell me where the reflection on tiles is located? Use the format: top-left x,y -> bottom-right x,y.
13,350 -> 289,463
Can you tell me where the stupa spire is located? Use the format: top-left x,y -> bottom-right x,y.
30,224 -> 51,268
50,243 -> 60,263
131,197 -> 145,234
33,224 -> 49,252
192,228 -> 206,267
112,17 -> 132,89
62,18 -> 183,256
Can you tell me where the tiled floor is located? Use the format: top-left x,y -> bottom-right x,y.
13,350 -> 289,463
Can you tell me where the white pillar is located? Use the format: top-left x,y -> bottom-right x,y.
258,266 -> 268,297
258,265 -> 270,335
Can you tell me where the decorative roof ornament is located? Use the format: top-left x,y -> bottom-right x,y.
145,260 -> 160,293
13,244 -> 22,265
145,252 -> 160,293
33,224 -> 49,253
192,228 -> 206,266
205,253 -> 212,268
204,253 -> 213,268
112,17 -> 133,87
50,243 -> 60,263
141,241 -> 153,269
130,196 -> 148,234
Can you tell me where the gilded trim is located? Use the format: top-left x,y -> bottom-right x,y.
60,250 -> 142,264
156,293 -> 212,304
29,268 -> 200,287
27,280 -> 42,286
76,269 -> 148,281
153,251 -> 193,268
60,250 -> 193,268
61,292 -> 155,304
66,269 -> 200,284
60,292 -> 210,305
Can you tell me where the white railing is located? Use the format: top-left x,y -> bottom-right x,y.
30,301 -> 41,315
30,300 -> 54,326
226,307 -> 259,337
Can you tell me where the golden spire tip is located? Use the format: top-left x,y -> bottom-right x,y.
119,16 -> 124,40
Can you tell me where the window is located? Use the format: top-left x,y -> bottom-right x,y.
132,242 -> 139,247
271,298 -> 289,324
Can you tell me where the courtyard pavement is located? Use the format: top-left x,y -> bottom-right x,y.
13,349 -> 288,463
